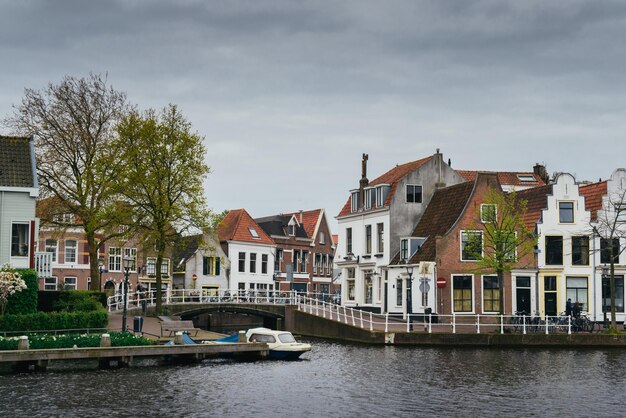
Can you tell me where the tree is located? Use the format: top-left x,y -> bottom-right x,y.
4,74 -> 131,291
467,187 -> 537,315
0,266 -> 27,316
113,104 -> 212,314
592,173 -> 626,331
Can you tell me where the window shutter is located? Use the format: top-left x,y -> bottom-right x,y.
215,258 -> 221,276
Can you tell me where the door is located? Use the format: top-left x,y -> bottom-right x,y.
516,288 -> 531,315
545,293 -> 557,317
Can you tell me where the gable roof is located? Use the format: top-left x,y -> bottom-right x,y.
338,156 -> 433,217
390,181 -> 474,264
0,136 -> 36,188
514,184 -> 553,229
172,234 -> 203,270
457,170 -> 545,188
579,180 -> 608,221
255,214 -> 308,239
217,208 -> 274,245
283,209 -> 323,238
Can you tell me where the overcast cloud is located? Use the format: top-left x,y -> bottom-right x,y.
2,0 -> 626,230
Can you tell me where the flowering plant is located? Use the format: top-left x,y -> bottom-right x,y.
0,265 -> 27,315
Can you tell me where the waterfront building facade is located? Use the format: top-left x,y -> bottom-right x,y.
172,233 -> 230,294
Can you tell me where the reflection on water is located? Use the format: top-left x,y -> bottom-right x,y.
1,340 -> 625,417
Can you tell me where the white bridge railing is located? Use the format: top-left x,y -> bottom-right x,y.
107,289 -> 337,312
296,296 -> 576,335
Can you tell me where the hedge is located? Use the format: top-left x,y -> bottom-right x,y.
0,332 -> 154,350
5,269 -> 38,315
0,310 -> 108,332
38,290 -> 107,312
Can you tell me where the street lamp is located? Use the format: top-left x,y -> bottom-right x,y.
602,264 -> 609,326
98,257 -> 105,291
404,261 -> 414,316
121,255 -> 134,333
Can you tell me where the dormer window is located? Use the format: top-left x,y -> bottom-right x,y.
351,191 -> 359,213
364,188 -> 375,210
248,227 -> 260,238
288,224 -> 296,236
376,185 -> 390,207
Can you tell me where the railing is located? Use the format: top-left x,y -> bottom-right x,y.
34,252 -> 53,278
296,296 -> 577,335
107,289 -> 340,312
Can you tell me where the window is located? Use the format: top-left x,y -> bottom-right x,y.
65,240 -> 77,264
238,252 -> 246,272
406,185 -> 422,203
314,254 -> 320,274
351,191 -> 359,212
301,251 -> 308,273
203,256 -> 221,276
480,204 -> 497,223
53,213 -> 73,223
482,276 -> 499,313
400,239 -> 408,261
11,223 -> 29,257
566,277 -> 588,311
293,250 -> 300,271
572,236 -> 589,265
559,202 -> 574,223
250,253 -> 257,273
328,255 -> 333,275
346,228 -> 353,254
44,276 -> 57,291
461,231 -> 482,261
517,277 -> 531,288
124,248 -> 137,271
45,239 -> 58,263
377,223 -> 384,253
319,232 -> 325,245
544,276 -> 557,291
545,236 -> 563,265
602,275 -> 624,313
288,224 -> 296,236
364,275 -> 373,304
453,275 -> 473,312
617,203 -> 626,223
160,259 -> 169,275
396,278 -> 403,306
275,249 -> 283,272
248,227 -> 259,238
517,174 -> 536,183
108,247 -> 121,271
347,269 -> 355,301
364,188 -> 374,210
365,225 -> 372,254
600,238 -> 620,264
146,258 -> 156,276
64,276 -> 77,290
503,233 -> 517,262
376,185 -> 389,207
261,254 -> 268,274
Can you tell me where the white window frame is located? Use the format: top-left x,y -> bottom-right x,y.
108,247 -> 121,272
124,248 -> 137,271
65,239 -> 77,264
64,276 -> 78,290
452,274 -> 475,314
45,239 -> 58,263
480,204 -> 497,223
351,191 -> 359,212
460,230 -> 483,261
319,232 -> 325,245
406,184 -> 423,203
559,201 -> 575,224
44,276 -> 58,291
11,222 -> 30,257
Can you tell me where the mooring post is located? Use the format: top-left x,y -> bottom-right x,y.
100,333 -> 112,348
238,330 -> 247,343
175,331 -> 185,345
17,336 -> 29,351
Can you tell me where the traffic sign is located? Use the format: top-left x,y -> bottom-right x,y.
436,277 -> 446,288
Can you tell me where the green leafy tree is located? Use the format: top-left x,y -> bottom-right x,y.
113,104 -> 212,314
466,188 -> 537,315
4,74 -> 131,290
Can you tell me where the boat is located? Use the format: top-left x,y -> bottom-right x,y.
215,328 -> 312,360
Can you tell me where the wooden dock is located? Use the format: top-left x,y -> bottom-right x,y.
0,342 -> 269,372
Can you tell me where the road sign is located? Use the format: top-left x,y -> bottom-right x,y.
419,282 -> 430,293
436,277 -> 446,288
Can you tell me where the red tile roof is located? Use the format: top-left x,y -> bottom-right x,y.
284,209 -> 323,239
338,156 -> 433,217
514,184 -> 553,229
579,181 -> 607,221
457,170 -> 545,187
217,209 -> 274,245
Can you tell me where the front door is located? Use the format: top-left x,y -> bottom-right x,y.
516,288 -> 531,315
545,293 -> 557,317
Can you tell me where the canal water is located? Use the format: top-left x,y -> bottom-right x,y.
1,339 -> 624,417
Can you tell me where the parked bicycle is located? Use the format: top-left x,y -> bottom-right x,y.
572,314 -> 595,333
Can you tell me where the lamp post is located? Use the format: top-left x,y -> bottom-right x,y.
404,261 -> 414,316
98,257 -> 105,291
121,255 -> 133,333
602,264 -> 609,327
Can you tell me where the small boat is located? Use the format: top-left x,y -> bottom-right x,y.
215,328 -> 312,360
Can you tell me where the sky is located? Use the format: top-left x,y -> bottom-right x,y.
2,0 -> 626,232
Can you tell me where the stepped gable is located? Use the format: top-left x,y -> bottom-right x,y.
579,180 -> 608,221
390,181 -> 474,264
0,136 -> 35,188
217,209 -> 273,245
514,184 -> 553,229
338,156 -> 433,217
457,170 -> 545,188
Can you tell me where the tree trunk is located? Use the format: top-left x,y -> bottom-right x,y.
498,268 -> 505,316
610,261 -> 617,329
86,231 -> 101,291
155,232 -> 166,315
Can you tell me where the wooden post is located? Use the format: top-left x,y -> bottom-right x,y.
17,336 -> 29,350
100,333 -> 112,348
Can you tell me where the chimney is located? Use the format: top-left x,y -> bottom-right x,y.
299,210 -> 303,223
435,149 -> 446,189
359,153 -> 369,208
533,163 -> 549,184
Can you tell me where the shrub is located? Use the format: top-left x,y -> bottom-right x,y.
0,332 -> 154,350
0,310 -> 108,332
39,290 -> 108,312
4,269 -> 37,315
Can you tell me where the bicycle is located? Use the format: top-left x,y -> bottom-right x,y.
572,314 -> 595,333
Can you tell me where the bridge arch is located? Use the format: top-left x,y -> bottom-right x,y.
168,303 -> 288,332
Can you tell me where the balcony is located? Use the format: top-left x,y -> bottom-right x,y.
34,252 -> 53,278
